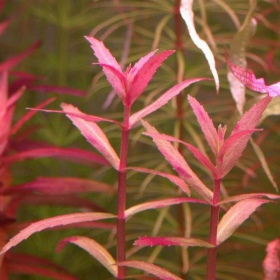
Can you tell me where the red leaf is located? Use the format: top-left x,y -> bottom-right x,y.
125,197 -> 206,218
62,103 -> 120,170
129,78 -> 207,128
226,53 -> 280,97
188,95 -> 219,155
0,18 -> 11,36
0,212 -> 115,255
129,50 -> 175,104
134,236 -> 213,248
142,120 -> 213,203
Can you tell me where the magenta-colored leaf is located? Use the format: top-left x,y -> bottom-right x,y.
11,98 -> 56,135
128,167 -> 190,195
3,146 -> 109,166
118,260 -> 183,280
98,63 -> 126,99
219,129 -> 259,177
227,54 -> 280,97
57,236 -> 117,277
129,78 -> 207,128
134,236 -> 213,248
129,50 -> 175,104
0,18 -> 11,36
263,238 -> 280,280
188,95 -> 219,155
0,41 -> 41,71
231,95 -> 271,135
125,197 -> 206,218
217,198 -> 269,245
62,103 -> 120,170
143,133 -> 215,175
8,253 -> 78,280
142,120 -> 213,203
219,193 -> 280,205
85,36 -> 125,99
0,212 -> 115,255
28,84 -> 87,97
1,176 -> 114,196
0,71 -> 8,109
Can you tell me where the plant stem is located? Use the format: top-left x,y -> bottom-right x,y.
207,178 -> 221,280
117,105 -> 131,279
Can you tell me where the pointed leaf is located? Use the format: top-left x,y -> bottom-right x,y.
57,236 -> 117,277
142,120 -> 213,203
118,260 -> 183,280
217,198 -> 269,245
134,236 -> 213,248
129,50 -> 175,104
1,177 -> 114,196
62,103 -> 120,170
0,212 -> 115,255
219,129 -> 259,176
129,78 -> 207,128
219,193 -> 280,205
128,167 -> 190,195
226,53 -> 280,97
180,0 -> 219,91
85,36 -> 125,99
125,197 -> 206,218
188,95 -> 218,155
0,18 -> 11,36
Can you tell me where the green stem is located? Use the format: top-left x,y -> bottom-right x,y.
207,178 -> 221,280
117,105 -> 131,279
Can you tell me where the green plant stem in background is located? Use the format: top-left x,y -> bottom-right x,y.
207,178 -> 221,280
117,105 -> 131,279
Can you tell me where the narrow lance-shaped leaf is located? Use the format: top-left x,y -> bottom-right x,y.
188,95 -> 219,156
180,0 -> 219,92
217,198 -> 269,245
129,50 -> 175,105
142,120 -> 213,203
129,78 -> 207,128
0,212 -> 115,255
134,236 -> 213,248
61,103 -> 120,170
57,236 -> 117,277
84,36 -> 125,99
118,260 -> 183,280
125,197 -> 206,218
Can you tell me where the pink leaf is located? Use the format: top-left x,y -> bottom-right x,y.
0,71 -> 8,110
219,129 -> 260,177
57,236 -> 117,277
0,212 -> 115,255
188,95 -> 219,155
7,253 -> 78,280
1,177 -> 114,196
129,78 -> 207,128
263,238 -> 280,280
85,36 -> 125,99
125,197 -> 206,218
231,95 -> 271,135
129,50 -> 175,104
62,103 -> 120,170
217,198 -> 269,245
219,193 -> 280,205
0,18 -> 11,36
180,0 -> 219,92
128,167 -> 190,195
118,260 -> 183,280
134,236 -> 213,248
142,120 -> 213,203
226,53 -> 280,97
0,41 -> 41,72
3,147 -> 109,166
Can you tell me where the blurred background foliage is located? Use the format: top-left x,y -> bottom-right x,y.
1,0 -> 279,279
